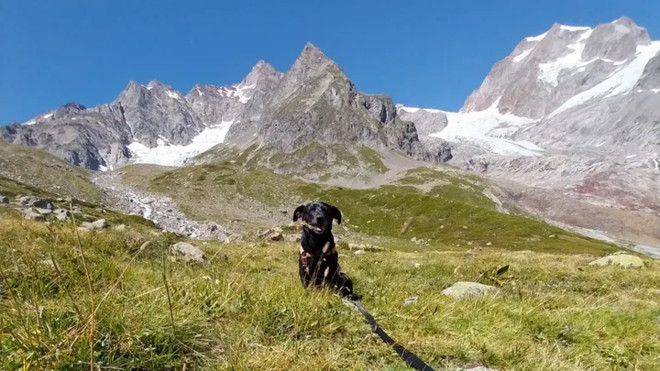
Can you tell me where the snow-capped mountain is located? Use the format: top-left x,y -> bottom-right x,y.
400,17 -> 660,250
0,61 -> 283,168
1,44 -> 449,169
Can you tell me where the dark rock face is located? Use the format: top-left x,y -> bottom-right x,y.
248,43 -> 449,162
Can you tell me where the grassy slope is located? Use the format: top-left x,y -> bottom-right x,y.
0,142 -> 103,203
0,177 -> 156,230
122,162 -> 617,255
0,214 -> 658,370
193,142 -> 389,182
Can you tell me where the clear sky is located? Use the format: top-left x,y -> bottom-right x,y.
1,0 -> 658,124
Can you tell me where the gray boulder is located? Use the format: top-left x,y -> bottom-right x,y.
171,242 -> 208,264
589,252 -> 644,268
34,208 -> 52,215
442,281 -> 500,299
459,365 -> 498,371
91,219 -> 107,229
19,196 -> 54,210
0,194 -> 8,204
404,296 -> 419,306
79,222 -> 95,231
259,227 -> 284,241
22,208 -> 46,221
52,209 -> 70,221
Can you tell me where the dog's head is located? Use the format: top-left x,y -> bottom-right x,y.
293,201 -> 342,235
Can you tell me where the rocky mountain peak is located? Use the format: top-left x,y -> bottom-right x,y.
53,102 -> 87,119
145,79 -> 169,90
582,17 -> 650,61
243,60 -> 281,86
248,43 -> 447,163
460,17 -> 659,118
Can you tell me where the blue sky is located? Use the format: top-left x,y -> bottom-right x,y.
1,0 -> 658,124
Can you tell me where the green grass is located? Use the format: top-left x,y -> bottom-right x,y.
1,214 -> 658,370
122,162 -> 617,255
0,141 -> 103,203
0,176 -> 157,232
357,147 -> 388,174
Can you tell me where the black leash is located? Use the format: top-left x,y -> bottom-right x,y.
345,299 -> 435,371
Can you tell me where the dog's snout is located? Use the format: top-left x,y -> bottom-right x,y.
315,216 -> 325,225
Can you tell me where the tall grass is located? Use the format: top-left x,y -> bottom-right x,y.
0,214 -> 658,370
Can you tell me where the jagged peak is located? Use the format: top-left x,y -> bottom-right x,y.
298,42 -> 330,61
146,79 -> 171,90
243,60 -> 282,86
612,16 -> 641,29
60,102 -> 87,110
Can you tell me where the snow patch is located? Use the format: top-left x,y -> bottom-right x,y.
128,120 -> 235,166
549,41 -> 660,117
166,90 -> 182,100
400,107 -> 420,113
626,154 -> 637,159
398,106 -> 444,114
99,165 -> 108,172
538,29 -> 593,86
216,83 -> 256,103
24,119 -> 36,126
525,31 -> 548,42
429,99 -> 543,157
559,25 -> 591,32
614,23 -> 631,34
43,113 -> 53,119
513,48 -> 533,63
651,88 -> 660,93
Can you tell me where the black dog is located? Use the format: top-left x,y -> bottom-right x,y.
293,201 -> 358,299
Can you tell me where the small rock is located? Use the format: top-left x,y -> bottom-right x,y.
22,208 -> 46,221
266,231 -> 283,241
0,194 -> 8,204
486,241 -> 492,246
441,281 -> 500,299
91,219 -> 107,229
348,243 -> 383,252
404,296 -> 419,306
112,224 -> 127,231
171,242 -> 208,264
414,263 -> 421,268
34,208 -> 53,215
79,222 -> 95,230
589,253 -> 644,269
52,209 -> 70,221
19,196 -> 54,210
280,209 -> 288,215
460,364 -> 498,371
354,250 -> 365,255
40,259 -> 61,271
548,234 -> 556,238
462,225 -> 468,229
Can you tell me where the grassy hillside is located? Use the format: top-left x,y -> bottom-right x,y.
122,162 -> 617,255
193,141 -> 390,182
0,141 -> 103,203
0,177 -> 156,230
0,211 -> 657,370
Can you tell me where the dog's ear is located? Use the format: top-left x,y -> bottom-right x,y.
329,205 -> 342,225
293,204 -> 305,222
